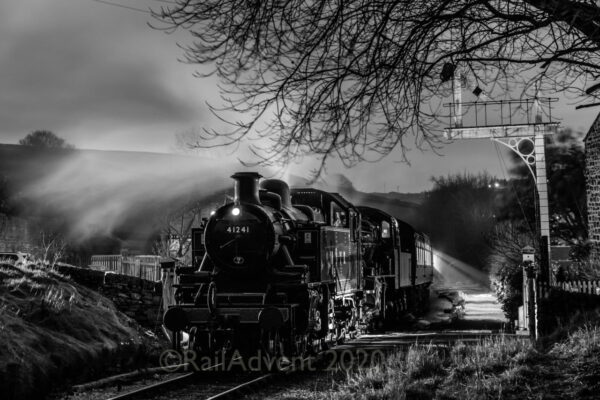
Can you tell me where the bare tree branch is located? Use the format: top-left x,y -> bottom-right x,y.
153,0 -> 600,176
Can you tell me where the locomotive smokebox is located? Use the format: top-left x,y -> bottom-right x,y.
232,172 -> 262,205
260,179 -> 292,208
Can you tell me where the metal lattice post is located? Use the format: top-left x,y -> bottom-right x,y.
534,128 -> 552,284
453,73 -> 462,128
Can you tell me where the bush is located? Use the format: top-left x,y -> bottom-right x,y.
556,260 -> 600,281
487,221 -> 534,322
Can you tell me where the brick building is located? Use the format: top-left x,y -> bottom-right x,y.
585,112 -> 600,261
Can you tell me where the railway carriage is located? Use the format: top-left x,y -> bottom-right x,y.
163,172 -> 434,361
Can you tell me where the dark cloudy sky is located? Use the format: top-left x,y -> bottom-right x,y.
0,0 -> 597,193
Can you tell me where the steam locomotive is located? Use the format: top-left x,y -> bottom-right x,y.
163,172 -> 433,359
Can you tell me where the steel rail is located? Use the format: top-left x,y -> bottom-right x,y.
105,371 -> 196,400
204,355 -> 314,400
105,357 -> 239,400
204,373 -> 274,400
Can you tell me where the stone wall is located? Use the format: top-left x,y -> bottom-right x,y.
585,113 -> 600,262
57,265 -> 163,329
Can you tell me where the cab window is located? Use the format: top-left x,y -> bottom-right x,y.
331,203 -> 347,227
381,221 -> 390,238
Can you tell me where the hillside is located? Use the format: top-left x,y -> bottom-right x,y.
0,144 -> 233,254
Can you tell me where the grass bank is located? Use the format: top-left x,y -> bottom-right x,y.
0,262 -> 164,399
329,321 -> 599,400
250,310 -> 600,400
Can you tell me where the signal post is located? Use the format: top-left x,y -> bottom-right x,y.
444,80 -> 558,337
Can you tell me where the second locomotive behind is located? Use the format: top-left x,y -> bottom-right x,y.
163,172 -> 433,359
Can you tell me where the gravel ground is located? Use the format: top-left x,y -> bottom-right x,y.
242,370 -> 346,400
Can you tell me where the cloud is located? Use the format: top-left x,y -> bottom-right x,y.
2,1 -> 598,195
0,0 -> 208,147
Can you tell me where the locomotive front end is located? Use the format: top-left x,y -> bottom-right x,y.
204,204 -> 279,276
164,172 -> 317,360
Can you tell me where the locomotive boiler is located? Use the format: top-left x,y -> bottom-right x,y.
163,172 -> 433,360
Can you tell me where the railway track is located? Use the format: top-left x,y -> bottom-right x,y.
97,330 -> 514,400
103,355 -> 313,400
204,372 -> 278,400
202,356 -> 316,400
105,372 -> 197,400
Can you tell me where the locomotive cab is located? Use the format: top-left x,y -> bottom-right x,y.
290,189 -> 362,289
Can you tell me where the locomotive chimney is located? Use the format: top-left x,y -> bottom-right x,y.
260,179 -> 292,209
232,172 -> 262,205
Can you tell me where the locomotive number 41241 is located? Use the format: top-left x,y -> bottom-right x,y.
226,226 -> 250,234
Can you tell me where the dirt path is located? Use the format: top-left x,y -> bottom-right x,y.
424,250 -> 508,331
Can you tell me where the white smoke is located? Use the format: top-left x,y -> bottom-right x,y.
21,149 -> 240,240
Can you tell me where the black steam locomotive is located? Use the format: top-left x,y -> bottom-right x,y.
163,172 -> 433,358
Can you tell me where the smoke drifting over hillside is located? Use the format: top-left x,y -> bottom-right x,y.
18,149 -> 239,241
1,145 -> 425,252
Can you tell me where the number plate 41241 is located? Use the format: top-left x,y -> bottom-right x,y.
226,226 -> 250,234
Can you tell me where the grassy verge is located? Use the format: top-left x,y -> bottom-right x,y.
325,324 -> 600,400
251,311 -> 600,400
0,262 -> 164,399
